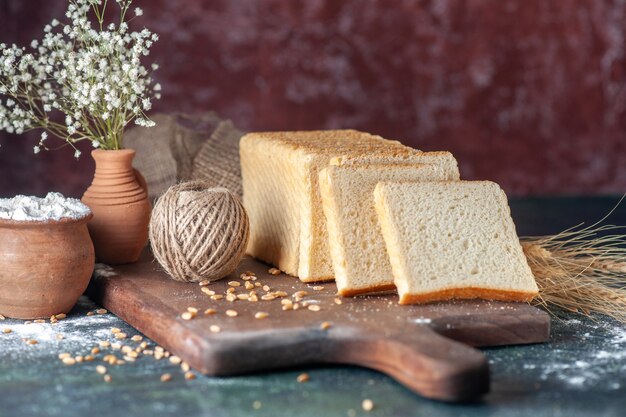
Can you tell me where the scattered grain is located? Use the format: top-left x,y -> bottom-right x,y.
34,319 -> 46,324
204,308 -> 217,315
184,371 -> 196,380
226,309 -> 238,317
99,341 -> 111,348
209,325 -> 221,333
268,268 -> 281,275
62,357 -> 76,365
110,327 -> 121,334
201,287 -> 215,296
96,308 -> 108,314
115,332 -> 127,339
262,285 -> 271,292
103,374 -> 112,383
252,401 -> 262,410
160,373 -> 172,382
297,373 -> 310,383
245,281 -> 255,290
86,311 -> 94,316
320,322 -> 332,330
58,352 -> 71,360
131,335 -> 143,342
362,399 -> 374,411
169,356 -> 182,365
211,294 -> 224,301
261,294 -> 276,301
181,312 -> 195,321
26,339 -> 38,345
254,312 -> 269,319
226,293 -> 238,302
96,365 -> 107,374
2,328 -> 11,334
56,334 -> 64,340
228,281 -> 241,287
198,279 -> 211,286
55,313 -> 67,319
334,298 -> 343,305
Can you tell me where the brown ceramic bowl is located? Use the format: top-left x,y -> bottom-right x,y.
0,214 -> 95,319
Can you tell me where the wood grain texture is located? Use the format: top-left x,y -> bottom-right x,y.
86,251 -> 550,402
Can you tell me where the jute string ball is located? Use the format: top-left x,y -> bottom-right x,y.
149,181 -> 249,282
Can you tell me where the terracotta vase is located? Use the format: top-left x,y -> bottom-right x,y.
82,149 -> 151,264
0,215 -> 95,319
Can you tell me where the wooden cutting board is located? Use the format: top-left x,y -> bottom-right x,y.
86,251 -> 550,402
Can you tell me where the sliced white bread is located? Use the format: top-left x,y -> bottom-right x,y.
319,164 -> 448,296
373,181 -> 538,304
240,129 -> 460,281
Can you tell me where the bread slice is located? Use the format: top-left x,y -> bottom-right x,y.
319,164 -> 449,296
373,181 -> 538,304
240,130 -> 460,281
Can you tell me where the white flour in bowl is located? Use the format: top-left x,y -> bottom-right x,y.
0,192 -> 91,221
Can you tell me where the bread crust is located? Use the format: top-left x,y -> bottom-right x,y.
399,287 -> 538,305
339,283 -> 397,297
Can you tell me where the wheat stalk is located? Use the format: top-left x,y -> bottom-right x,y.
521,198 -> 626,322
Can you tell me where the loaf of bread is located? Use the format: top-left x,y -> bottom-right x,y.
373,181 -> 538,304
240,130 -> 459,281
319,164 -> 449,296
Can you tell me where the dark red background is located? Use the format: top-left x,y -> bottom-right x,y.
1,0 -> 626,198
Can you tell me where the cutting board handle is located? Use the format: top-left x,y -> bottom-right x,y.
203,324 -> 489,402
325,327 -> 489,401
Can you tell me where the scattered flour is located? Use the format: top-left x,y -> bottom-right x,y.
0,297 -> 120,362
0,192 -> 91,222
537,318 -> 626,390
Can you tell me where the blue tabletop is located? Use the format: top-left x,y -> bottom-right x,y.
0,196 -> 625,417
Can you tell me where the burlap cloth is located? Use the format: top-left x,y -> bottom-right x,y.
125,112 -> 244,202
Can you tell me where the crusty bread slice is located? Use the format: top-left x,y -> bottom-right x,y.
373,181 -> 538,304
319,164 -> 448,296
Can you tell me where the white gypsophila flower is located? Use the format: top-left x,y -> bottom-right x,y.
33,145 -> 40,154
0,0 -> 159,154
74,149 -> 81,159
40,131 -> 48,141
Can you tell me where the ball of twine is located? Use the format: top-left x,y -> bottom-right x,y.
149,181 -> 249,283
